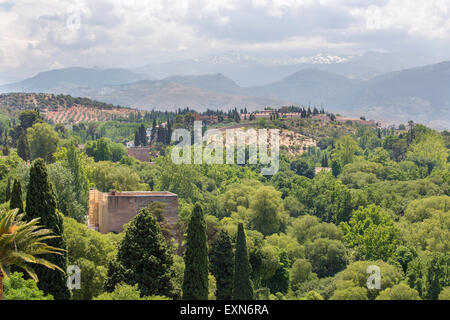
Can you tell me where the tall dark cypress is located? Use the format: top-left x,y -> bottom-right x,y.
139,124 -> 147,146
321,154 -> 329,167
5,177 -> 11,202
151,119 -> 157,142
182,204 -> 209,300
209,230 -> 234,300
10,179 -> 24,213
166,121 -> 172,144
66,142 -> 89,219
2,131 -> 9,156
25,159 -> 69,300
232,223 -> 254,300
134,129 -> 140,147
17,131 -> 31,161
157,125 -> 165,143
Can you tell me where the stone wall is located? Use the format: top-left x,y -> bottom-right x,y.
89,190 -> 178,234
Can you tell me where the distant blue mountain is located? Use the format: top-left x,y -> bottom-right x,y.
1,61 -> 449,129
0,67 -> 150,93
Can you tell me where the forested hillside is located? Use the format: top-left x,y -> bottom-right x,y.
0,107 -> 448,301
0,93 -> 126,110
0,93 -> 137,123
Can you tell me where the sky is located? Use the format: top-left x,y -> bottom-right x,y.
1,0 -> 450,82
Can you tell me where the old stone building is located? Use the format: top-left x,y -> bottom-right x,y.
88,190 -> 178,234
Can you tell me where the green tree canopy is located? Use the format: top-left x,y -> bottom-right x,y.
233,223 -> 254,300
376,283 -> 421,300
27,123 -> 59,163
209,230 -> 234,300
17,132 -> 31,162
290,259 -> 317,291
9,179 -> 24,213
333,135 -> 362,166
305,238 -> 348,278
25,159 -> 69,300
334,260 -> 403,300
106,207 -> 177,299
3,272 -> 53,300
249,186 -> 285,236
182,204 -> 209,300
342,205 -> 401,261
95,283 -> 170,300
407,132 -> 448,173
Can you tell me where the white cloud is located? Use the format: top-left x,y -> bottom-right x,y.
351,0 -> 450,39
0,0 -> 449,80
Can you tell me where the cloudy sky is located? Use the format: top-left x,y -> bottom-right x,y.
1,0 -> 450,82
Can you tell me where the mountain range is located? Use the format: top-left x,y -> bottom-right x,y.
0,57 -> 449,129
134,51 -> 437,86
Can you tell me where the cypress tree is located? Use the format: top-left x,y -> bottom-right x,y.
25,159 -> 70,300
2,131 -> 9,156
209,230 -> 234,300
156,125 -> 165,143
182,204 -> 209,300
232,223 -> 254,300
5,177 -> 11,202
106,206 -> 177,298
10,179 -> 24,213
167,121 -> 172,144
134,129 -> 140,147
151,119 -> 157,142
17,131 -> 31,161
66,142 -> 89,219
139,124 -> 147,146
321,154 -> 328,167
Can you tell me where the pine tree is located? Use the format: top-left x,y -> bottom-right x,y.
5,177 -> 11,202
25,159 -> 70,300
209,230 -> 234,300
106,207 -> 177,298
182,204 -> 209,300
232,223 -> 254,300
17,131 -> 31,161
10,179 -> 24,213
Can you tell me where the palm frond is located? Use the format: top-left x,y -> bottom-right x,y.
0,208 -> 65,283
